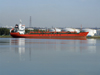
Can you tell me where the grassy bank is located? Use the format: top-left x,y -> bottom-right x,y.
87,36 -> 100,39
0,35 -> 12,38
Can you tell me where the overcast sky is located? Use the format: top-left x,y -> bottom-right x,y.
0,0 -> 100,28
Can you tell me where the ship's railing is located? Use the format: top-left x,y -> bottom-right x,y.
29,32 -> 79,34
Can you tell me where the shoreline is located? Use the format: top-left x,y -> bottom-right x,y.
0,35 -> 12,38
86,36 -> 100,39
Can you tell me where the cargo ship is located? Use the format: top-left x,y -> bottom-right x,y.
10,21 -> 88,40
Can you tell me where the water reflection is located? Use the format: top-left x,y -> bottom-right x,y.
10,38 -> 25,60
10,38 -> 25,54
18,38 -> 25,55
80,39 -> 96,53
9,38 -> 97,55
0,38 -> 100,75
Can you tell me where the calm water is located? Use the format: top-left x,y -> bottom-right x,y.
0,38 -> 100,75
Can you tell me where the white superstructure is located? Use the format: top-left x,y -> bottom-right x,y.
18,24 -> 25,34
10,20 -> 25,34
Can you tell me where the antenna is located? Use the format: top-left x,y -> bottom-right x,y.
20,19 -> 22,24
81,24 -> 82,31
29,16 -> 32,27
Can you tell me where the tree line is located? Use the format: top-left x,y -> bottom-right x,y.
0,28 -> 10,35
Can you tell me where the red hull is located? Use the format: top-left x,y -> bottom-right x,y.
10,32 -> 88,40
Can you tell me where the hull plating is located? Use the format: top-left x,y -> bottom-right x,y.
10,32 -> 88,40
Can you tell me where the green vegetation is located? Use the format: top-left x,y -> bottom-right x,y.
87,36 -> 100,39
0,35 -> 12,38
0,28 -> 10,35
0,28 -> 11,38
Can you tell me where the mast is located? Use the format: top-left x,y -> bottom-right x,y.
29,16 -> 32,27
81,24 -> 82,31
20,19 -> 22,24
